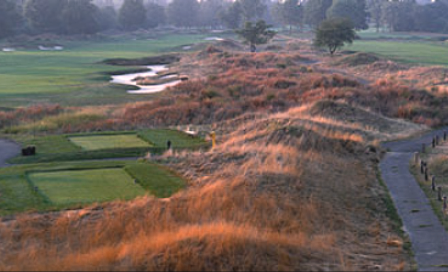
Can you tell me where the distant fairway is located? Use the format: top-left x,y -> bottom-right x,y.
70,134 -> 151,151
347,40 -> 448,66
0,34 -> 207,108
29,168 -> 146,205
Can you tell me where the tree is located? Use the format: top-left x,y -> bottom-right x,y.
381,0 -> 415,32
367,0 -> 385,32
327,0 -> 368,30
271,0 -> 303,34
97,5 -> 119,31
146,2 -> 166,29
219,1 -> 242,29
25,0 -> 68,34
119,0 -> 147,30
304,0 -> 333,28
314,18 -> 357,55
236,20 -> 276,52
62,0 -> 99,35
0,0 -> 22,39
167,0 -> 200,28
198,0 -> 224,29
238,0 -> 267,22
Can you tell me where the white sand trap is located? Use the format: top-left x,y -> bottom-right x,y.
205,37 -> 224,41
2,48 -> 16,52
39,45 -> 64,51
111,65 -> 182,94
183,45 -> 192,50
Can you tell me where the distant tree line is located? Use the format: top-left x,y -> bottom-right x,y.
1,0 -> 448,39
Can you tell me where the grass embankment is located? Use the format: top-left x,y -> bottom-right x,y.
8,129 -> 208,164
0,34 -> 208,108
0,160 -> 185,216
346,40 -> 448,66
412,142 -> 448,230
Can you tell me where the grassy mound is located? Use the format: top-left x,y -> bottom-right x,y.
336,52 -> 380,67
102,54 -> 180,66
308,100 -> 424,141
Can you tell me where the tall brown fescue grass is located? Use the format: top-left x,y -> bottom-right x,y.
0,107 -> 410,271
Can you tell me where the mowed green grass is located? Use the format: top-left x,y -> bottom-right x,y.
29,168 -> 146,205
346,40 -> 448,66
0,160 -> 185,215
8,129 -> 208,164
70,134 -> 152,151
0,34 -> 207,108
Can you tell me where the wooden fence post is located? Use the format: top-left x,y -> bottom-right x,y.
414,152 -> 419,165
438,187 -> 443,202
432,176 -> 436,191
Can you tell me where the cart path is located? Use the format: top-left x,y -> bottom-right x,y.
381,128 -> 448,271
0,139 -> 20,168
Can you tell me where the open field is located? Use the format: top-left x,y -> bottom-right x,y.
0,34 -> 208,108
8,129 -> 208,164
70,134 -> 152,151
347,40 -> 448,66
0,160 -> 185,215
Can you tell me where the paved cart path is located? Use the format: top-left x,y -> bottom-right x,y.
381,128 -> 448,271
0,139 -> 20,168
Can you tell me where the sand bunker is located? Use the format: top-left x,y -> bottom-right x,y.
111,65 -> 181,94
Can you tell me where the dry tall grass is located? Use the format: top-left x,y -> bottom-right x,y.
0,107 -> 411,271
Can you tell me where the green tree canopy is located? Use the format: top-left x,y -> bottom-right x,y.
238,0 -> 267,22
236,20 -> 276,52
97,5 -> 119,31
25,0 -> 68,34
272,0 -> 303,34
327,0 -> 368,30
146,2 -> 166,29
62,0 -> 99,35
304,0 -> 333,28
198,0 -> 224,29
314,18 -> 357,55
167,0 -> 200,28
0,0 -> 22,39
219,1 -> 242,29
119,0 -> 147,30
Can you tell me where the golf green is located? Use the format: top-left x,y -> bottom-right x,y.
29,168 -> 146,205
69,134 -> 152,151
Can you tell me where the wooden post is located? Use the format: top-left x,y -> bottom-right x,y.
414,152 -> 419,165
444,196 -> 447,219
421,160 -> 425,174
438,187 -> 443,202
210,131 -> 216,149
425,168 -> 429,181
422,143 -> 426,153
436,135 -> 440,146
432,137 -> 436,148
432,176 -> 436,191
444,131 -> 447,141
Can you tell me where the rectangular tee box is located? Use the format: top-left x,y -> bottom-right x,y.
69,134 -> 152,151
29,168 -> 146,205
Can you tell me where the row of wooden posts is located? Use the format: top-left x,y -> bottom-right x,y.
416,131 -> 448,218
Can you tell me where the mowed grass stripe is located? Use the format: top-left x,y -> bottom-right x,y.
125,163 -> 185,198
69,135 -> 152,151
29,168 -> 146,205
346,40 -> 448,66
